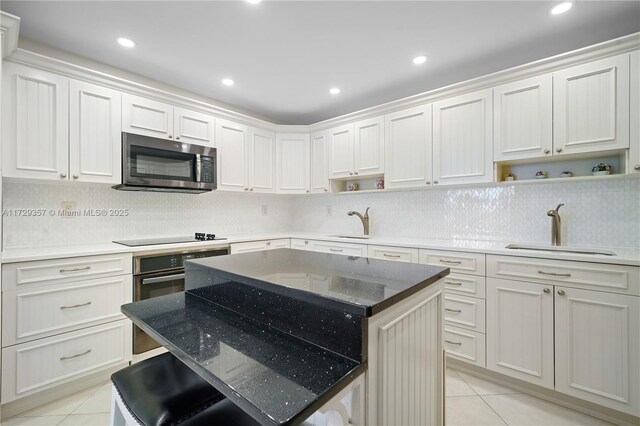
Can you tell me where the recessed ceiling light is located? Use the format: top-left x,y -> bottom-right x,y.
222,78 -> 235,86
117,37 -> 135,48
412,55 -> 427,65
550,1 -> 573,15
329,88 -> 341,95
246,0 -> 262,4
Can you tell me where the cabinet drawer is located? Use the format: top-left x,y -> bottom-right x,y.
2,253 -> 132,290
487,255 -> 640,296
444,325 -> 486,368
443,273 -> 486,299
419,250 -> 485,275
3,276 -> 132,346
1,320 -> 132,403
444,294 -> 486,332
265,239 -> 291,250
230,239 -> 290,254
367,245 -> 419,263
312,241 -> 366,257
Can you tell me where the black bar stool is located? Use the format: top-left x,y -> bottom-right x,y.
110,352 -> 260,426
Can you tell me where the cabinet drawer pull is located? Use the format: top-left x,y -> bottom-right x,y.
60,349 -> 91,361
445,308 -> 462,313
439,259 -> 462,265
383,253 -> 401,258
60,301 -> 92,310
445,340 -> 462,345
59,266 -> 91,273
537,270 -> 571,278
445,281 -> 463,286
330,248 -> 343,253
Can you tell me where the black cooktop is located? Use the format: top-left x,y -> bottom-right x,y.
113,234 -> 227,247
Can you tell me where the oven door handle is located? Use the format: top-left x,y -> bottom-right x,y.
141,273 -> 185,285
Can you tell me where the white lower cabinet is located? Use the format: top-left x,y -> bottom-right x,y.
1,320 -> 132,403
444,325 -> 486,367
367,245 -> 418,263
229,239 -> 290,254
310,241 -> 367,257
486,277 -> 554,389
444,293 -> 485,333
555,286 -> 640,416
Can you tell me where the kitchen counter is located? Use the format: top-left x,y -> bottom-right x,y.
121,249 -> 448,425
2,232 -> 639,266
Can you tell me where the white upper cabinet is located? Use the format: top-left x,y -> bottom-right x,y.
122,93 -> 173,139
216,118 -> 247,192
553,53 -> 630,155
69,80 -> 121,184
385,105 -> 432,189
433,88 -> 493,185
276,133 -> 309,194
122,93 -> 214,146
2,62 -> 69,181
354,116 -> 384,176
248,127 -> 276,193
555,287 -> 639,417
629,50 -> 640,174
310,131 -> 329,193
494,74 -> 553,161
328,124 -> 354,179
173,106 -> 215,146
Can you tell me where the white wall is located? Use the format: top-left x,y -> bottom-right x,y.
3,176 -> 639,250
290,177 -> 640,249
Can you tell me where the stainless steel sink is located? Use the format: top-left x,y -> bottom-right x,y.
330,235 -> 373,240
505,244 -> 615,256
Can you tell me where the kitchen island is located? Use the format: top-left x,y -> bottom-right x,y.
121,249 -> 449,425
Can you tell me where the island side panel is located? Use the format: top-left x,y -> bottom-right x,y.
366,279 -> 444,425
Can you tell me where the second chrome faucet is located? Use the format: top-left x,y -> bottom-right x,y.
348,207 -> 370,236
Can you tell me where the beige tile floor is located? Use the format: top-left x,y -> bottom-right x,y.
2,368 -> 613,425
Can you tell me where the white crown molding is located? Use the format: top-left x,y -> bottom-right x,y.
0,11 -> 20,58
308,32 -> 640,132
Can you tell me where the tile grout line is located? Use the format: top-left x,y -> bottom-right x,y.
478,394 -> 512,426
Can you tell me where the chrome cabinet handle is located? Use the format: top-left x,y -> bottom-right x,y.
304,241 -> 308,244
635,164 -> 640,171
445,308 -> 462,313
249,188 -> 254,191
544,149 -> 550,154
60,173 -> 67,178
324,188 -> 328,192
330,248 -> 343,252
168,135 -> 173,139
557,290 -> 566,296
61,301 -> 92,310
60,266 -> 91,273
72,174 -> 79,179
176,136 -> 180,140
60,349 -> 91,361
556,147 -> 563,153
383,253 -> 401,258
439,259 -> 462,265
538,270 -> 571,278
349,172 -> 353,176
142,273 -> 185,285
426,181 -> 431,185
445,340 -> 462,345
306,190 -> 310,193
354,171 -> 359,175
433,180 -> 439,184
445,281 -> 463,286
244,188 -> 248,191
543,288 -> 551,294
266,242 -> 271,245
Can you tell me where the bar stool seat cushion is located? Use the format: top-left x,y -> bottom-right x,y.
111,352 -> 224,426
180,399 -> 262,426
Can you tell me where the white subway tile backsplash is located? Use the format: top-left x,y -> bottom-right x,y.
3,176 -> 639,249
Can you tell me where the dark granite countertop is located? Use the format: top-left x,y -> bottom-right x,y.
122,249 -> 449,425
186,249 -> 449,316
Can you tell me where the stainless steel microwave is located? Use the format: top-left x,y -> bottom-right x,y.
113,133 -> 216,194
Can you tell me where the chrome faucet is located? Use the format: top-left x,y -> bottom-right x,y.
547,204 -> 564,246
348,207 -> 370,236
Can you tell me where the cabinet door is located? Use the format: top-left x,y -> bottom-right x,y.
433,89 -> 493,185
310,132 -> 329,193
248,127 -> 275,193
276,133 -> 309,194
328,124 -> 354,178
354,116 -> 384,176
630,51 -> 640,174
494,74 -> 552,161
486,278 -> 554,389
2,62 -> 69,181
555,287 -> 639,416
173,107 -> 215,147
69,80 -> 121,184
553,53 -> 630,155
122,93 -> 173,139
216,119 -> 247,192
384,105 -> 432,189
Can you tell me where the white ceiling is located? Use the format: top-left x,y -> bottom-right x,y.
2,1 -> 639,125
